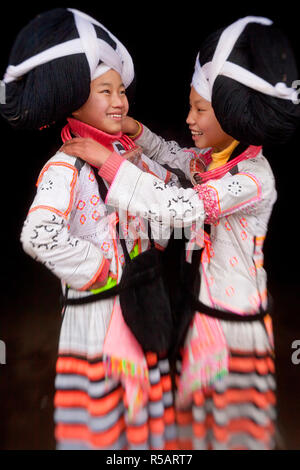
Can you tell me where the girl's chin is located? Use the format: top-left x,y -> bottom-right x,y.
192,135 -> 206,147
102,123 -> 122,135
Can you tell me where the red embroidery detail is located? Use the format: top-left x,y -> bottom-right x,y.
77,200 -> 86,210
92,210 -> 101,221
249,293 -> 260,309
240,217 -> 248,228
225,219 -> 232,231
195,184 -> 220,224
80,214 -> 86,225
241,230 -> 248,241
249,266 -> 256,277
226,286 -> 235,297
101,242 -> 110,252
90,195 -> 100,206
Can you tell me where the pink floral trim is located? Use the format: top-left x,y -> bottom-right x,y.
195,184 -> 220,224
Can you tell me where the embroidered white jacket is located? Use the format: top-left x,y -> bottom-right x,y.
104,125 -> 277,314
20,142 -> 178,292
20,136 -> 184,357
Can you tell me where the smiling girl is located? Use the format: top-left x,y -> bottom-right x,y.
61,16 -> 300,449
0,8 -> 183,450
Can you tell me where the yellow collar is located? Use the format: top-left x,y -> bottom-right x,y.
208,140 -> 239,171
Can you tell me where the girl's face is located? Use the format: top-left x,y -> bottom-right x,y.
72,69 -> 129,134
186,86 -> 234,152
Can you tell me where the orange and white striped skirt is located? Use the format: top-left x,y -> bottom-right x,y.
54,316 -> 276,450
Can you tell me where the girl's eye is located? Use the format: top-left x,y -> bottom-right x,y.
100,89 -> 110,94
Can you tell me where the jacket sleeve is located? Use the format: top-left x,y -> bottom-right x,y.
102,153 -> 276,232
194,161 -> 277,224
20,155 -> 110,290
137,153 -> 180,186
134,124 -> 210,181
105,160 -> 205,229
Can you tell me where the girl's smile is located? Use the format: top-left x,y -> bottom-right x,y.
107,114 -> 123,120
190,130 -> 204,140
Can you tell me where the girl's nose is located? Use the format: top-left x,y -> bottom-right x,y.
186,109 -> 195,125
111,92 -> 123,108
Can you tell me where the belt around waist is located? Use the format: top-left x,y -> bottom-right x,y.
191,296 -> 272,323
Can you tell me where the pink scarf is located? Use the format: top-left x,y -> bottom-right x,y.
61,117 -> 136,152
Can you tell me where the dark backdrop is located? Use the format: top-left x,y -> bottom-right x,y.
0,1 -> 299,450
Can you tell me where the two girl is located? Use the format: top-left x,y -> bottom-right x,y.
61,16 -> 300,449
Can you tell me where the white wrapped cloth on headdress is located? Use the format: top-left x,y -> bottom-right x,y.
192,16 -> 298,104
3,8 -> 134,87
1,8 -> 134,129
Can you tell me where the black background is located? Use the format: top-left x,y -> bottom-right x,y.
0,0 -> 300,450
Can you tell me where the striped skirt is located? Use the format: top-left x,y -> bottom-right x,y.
175,314 -> 276,450
54,351 -> 177,450
54,314 -> 276,450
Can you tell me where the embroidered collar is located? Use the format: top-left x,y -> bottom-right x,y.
208,139 -> 240,171
61,117 -> 122,151
196,145 -> 262,184
61,117 -> 136,152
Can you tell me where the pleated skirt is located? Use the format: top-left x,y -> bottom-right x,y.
175,314 -> 276,450
54,313 -> 276,450
54,351 -> 177,450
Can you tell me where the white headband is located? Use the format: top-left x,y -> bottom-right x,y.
3,8 -> 134,88
192,16 -> 298,103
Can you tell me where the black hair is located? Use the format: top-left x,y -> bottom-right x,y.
198,22 -> 300,146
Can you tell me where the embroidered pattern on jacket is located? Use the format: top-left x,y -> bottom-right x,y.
195,185 -> 220,224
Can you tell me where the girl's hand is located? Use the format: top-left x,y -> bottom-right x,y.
193,173 -> 203,185
60,137 -> 111,168
122,116 -> 140,136
123,145 -> 143,165
190,158 -> 206,185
